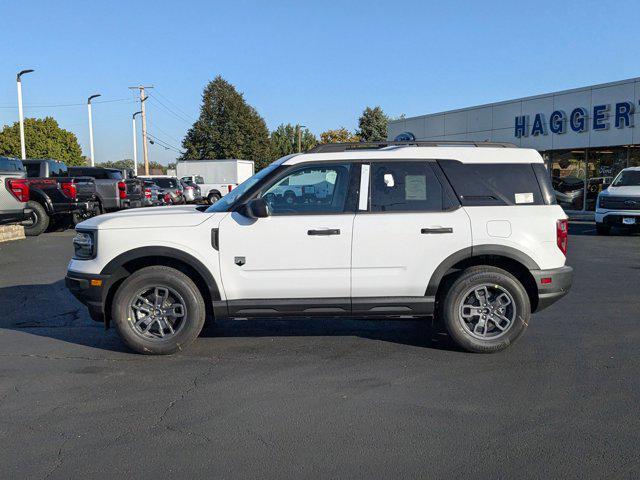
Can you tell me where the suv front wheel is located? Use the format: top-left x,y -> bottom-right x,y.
112,266 -> 206,354
441,266 -> 530,353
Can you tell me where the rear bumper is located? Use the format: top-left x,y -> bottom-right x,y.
65,270 -> 109,323
530,266 -> 573,312
0,208 -> 31,225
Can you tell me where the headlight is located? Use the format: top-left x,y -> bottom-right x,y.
73,230 -> 96,260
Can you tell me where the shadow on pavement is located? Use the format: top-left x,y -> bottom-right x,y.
0,280 -> 457,354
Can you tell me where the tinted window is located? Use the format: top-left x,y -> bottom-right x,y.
153,178 -> 177,188
24,162 -> 41,177
49,161 -> 68,177
261,164 -> 352,214
105,170 -> 123,180
69,167 -> 109,179
438,161 -> 544,206
370,161 -> 443,212
0,157 -> 25,172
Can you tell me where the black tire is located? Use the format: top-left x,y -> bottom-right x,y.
208,192 -> 221,204
440,266 -> 530,353
22,200 -> 49,236
596,224 -> 611,235
112,266 -> 206,355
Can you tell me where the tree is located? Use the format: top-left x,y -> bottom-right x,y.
0,117 -> 84,165
269,123 -> 317,159
97,159 -> 136,171
356,106 -> 388,142
319,127 -> 360,144
180,76 -> 271,170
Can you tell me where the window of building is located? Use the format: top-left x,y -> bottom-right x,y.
261,164 -> 352,214
370,161 -> 443,212
550,150 -> 586,211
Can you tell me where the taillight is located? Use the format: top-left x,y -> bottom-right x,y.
164,193 -> 171,203
228,184 -> 233,193
557,219 -> 568,255
61,181 -> 77,200
176,189 -> 182,196
118,181 -> 127,199
144,188 -> 151,198
6,178 -> 30,202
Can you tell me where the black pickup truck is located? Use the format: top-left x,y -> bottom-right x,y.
68,167 -> 144,212
22,159 -> 99,236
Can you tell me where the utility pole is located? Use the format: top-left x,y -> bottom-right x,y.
129,85 -> 153,175
16,69 -> 34,160
87,94 -> 101,166
132,111 -> 142,173
297,124 -> 306,153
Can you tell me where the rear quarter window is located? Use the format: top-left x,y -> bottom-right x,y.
0,157 -> 25,173
438,160 -> 546,206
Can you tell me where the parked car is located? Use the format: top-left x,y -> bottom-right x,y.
140,176 -> 185,205
142,180 -> 164,207
68,167 -> 144,212
180,179 -> 202,203
595,167 -> 640,235
22,159 -> 98,236
67,141 -> 573,355
0,157 -> 30,226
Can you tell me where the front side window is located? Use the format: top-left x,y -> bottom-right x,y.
260,164 -> 352,215
370,161 -> 443,212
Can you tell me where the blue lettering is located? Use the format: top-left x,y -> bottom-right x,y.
614,102 -> 634,128
549,110 -> 566,134
514,115 -> 529,137
530,113 -> 547,136
593,104 -> 609,130
570,107 -> 587,132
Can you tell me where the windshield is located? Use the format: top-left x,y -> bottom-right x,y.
153,178 -> 177,188
612,170 -> 640,187
206,162 -> 281,212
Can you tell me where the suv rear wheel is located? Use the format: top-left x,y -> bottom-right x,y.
441,266 -> 530,353
112,266 -> 206,355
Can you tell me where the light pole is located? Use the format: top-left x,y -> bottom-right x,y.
297,124 -> 306,153
16,69 -> 34,160
87,94 -> 101,166
132,111 -> 142,173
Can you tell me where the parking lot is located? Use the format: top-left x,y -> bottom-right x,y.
0,224 -> 638,479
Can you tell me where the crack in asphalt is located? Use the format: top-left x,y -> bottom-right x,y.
0,353 -> 139,363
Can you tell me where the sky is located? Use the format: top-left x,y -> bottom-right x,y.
1,0 -> 639,166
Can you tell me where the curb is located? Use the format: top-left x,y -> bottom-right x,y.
0,225 -> 26,243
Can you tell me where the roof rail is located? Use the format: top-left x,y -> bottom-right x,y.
307,140 -> 516,153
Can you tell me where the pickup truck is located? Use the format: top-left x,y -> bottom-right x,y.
68,167 -> 144,212
22,159 -> 99,236
0,157 -> 30,226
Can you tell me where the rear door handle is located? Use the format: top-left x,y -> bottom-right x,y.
421,227 -> 453,234
308,229 -> 340,236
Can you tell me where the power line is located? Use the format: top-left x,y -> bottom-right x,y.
153,89 -> 194,120
147,94 -> 194,125
147,118 -> 182,144
146,132 -> 183,153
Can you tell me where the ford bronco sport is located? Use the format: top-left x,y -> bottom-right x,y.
66,142 -> 573,354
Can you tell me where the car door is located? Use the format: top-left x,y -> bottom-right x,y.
218,162 -> 358,316
351,160 -> 472,315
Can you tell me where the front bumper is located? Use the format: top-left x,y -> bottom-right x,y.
65,270 -> 110,323
595,210 -> 640,227
530,266 -> 573,312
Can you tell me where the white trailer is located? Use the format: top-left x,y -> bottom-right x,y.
176,159 -> 255,203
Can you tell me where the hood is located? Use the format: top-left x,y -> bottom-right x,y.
78,205 -> 215,230
600,185 -> 640,197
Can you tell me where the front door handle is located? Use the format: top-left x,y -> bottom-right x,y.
308,229 -> 340,236
421,227 -> 453,234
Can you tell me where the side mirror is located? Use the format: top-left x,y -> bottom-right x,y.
241,197 -> 270,218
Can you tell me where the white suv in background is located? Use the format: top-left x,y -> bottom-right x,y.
66,142 -> 573,355
595,167 -> 640,235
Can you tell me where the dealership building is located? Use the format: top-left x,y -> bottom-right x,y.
387,77 -> 640,211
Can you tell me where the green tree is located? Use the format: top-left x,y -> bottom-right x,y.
356,106 -> 388,142
97,159 -> 136,171
319,127 -> 360,144
0,117 -> 84,165
180,76 -> 271,170
269,123 -> 317,159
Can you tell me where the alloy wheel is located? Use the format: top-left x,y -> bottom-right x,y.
128,285 -> 187,341
458,284 -> 516,340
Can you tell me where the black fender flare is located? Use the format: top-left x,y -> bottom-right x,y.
28,189 -> 54,215
100,246 -> 221,301
425,245 -> 540,297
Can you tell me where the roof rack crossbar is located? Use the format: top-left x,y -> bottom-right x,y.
307,140 -> 516,153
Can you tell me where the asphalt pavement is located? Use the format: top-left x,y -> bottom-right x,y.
0,225 -> 638,479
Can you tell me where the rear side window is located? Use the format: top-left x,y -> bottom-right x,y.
370,161 -> 443,212
0,157 -> 25,173
25,162 -> 41,177
438,161 -> 545,206
49,161 -> 68,177
153,178 -> 177,188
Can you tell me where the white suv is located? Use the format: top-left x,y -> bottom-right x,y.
66,142 -> 573,355
595,167 -> 640,235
